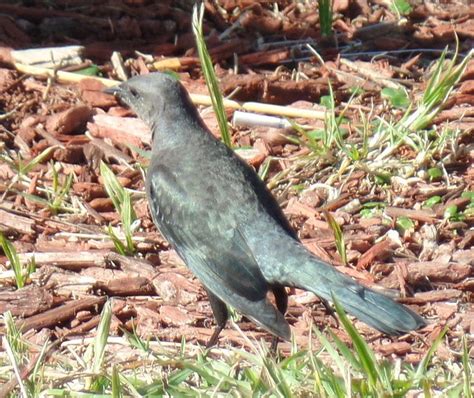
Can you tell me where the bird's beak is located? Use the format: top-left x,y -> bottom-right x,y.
103,86 -> 122,96
103,84 -> 134,108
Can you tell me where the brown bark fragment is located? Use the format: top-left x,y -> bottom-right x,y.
154,272 -> 200,305
159,305 -> 195,326
357,239 -> 392,270
385,207 -> 437,223
383,260 -> 472,288
0,285 -> 54,317
46,105 -> 92,135
18,251 -> 108,270
376,341 -> 412,356
89,197 -> 114,212
16,296 -> 106,332
95,276 -> 156,296
0,209 -> 36,235
53,144 -> 85,163
403,289 -> 462,304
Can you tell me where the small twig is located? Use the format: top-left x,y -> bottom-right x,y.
232,111 -> 292,129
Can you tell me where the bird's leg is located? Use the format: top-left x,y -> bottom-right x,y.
205,290 -> 229,348
207,324 -> 225,349
269,335 -> 280,354
270,286 -> 288,354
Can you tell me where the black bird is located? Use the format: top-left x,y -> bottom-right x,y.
106,73 -> 426,345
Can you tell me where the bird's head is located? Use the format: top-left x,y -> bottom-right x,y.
104,73 -> 194,128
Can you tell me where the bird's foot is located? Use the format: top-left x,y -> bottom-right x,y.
206,325 -> 224,349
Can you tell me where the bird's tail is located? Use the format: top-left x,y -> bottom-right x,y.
278,246 -> 426,335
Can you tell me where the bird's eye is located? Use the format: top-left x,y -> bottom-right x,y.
129,87 -> 139,98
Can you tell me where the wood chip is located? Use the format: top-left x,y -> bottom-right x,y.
403,289 -> 462,304
153,272 -> 200,305
376,341 -> 412,356
88,114 -> 151,146
95,276 -> 155,296
16,296 -> 106,332
159,305 -> 195,326
385,207 -> 437,223
46,104 -> 92,135
0,284 -> 54,317
0,208 -> 36,234
356,239 -> 392,270
18,250 -> 108,270
383,259 -> 472,288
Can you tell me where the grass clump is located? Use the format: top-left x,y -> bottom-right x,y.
100,161 -> 137,255
269,47 -> 472,192
0,146 -> 55,184
4,301 -> 470,397
0,233 -> 35,289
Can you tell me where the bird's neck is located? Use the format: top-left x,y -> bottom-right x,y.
150,113 -> 211,151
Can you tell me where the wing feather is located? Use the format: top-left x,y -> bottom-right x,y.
146,163 -> 269,303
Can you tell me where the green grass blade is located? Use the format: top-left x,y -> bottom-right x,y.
327,328 -> 361,371
462,335 -> 472,398
318,0 -> 333,37
111,366 -> 122,398
21,146 -> 56,175
0,232 -> 25,288
107,225 -> 127,256
414,325 -> 448,382
331,295 -> 383,391
192,3 -> 232,148
100,161 -> 126,213
324,211 -> 347,265
121,193 -> 136,254
92,300 -> 112,374
313,326 -> 352,378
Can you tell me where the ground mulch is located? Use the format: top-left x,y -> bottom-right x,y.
0,0 -> 473,375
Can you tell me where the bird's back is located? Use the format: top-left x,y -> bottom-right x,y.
145,124 -> 293,340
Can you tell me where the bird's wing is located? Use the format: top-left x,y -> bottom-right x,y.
238,162 -> 298,240
146,163 -> 268,303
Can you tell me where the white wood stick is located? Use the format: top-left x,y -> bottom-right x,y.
14,63 -> 326,120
